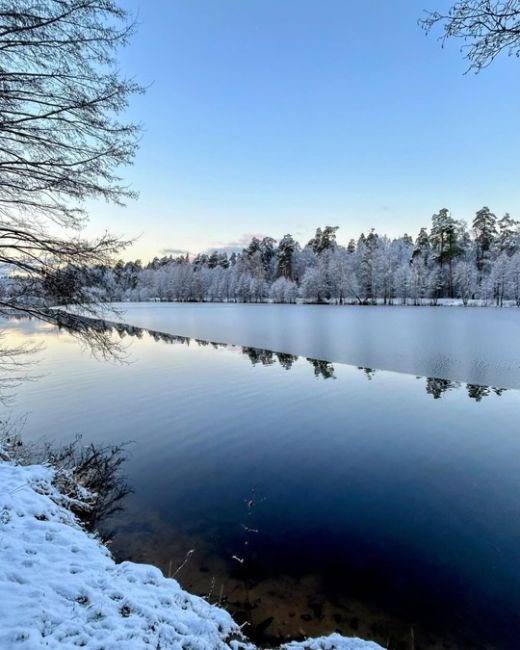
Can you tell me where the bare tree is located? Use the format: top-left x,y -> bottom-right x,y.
420,0 -> 520,71
0,0 -> 142,343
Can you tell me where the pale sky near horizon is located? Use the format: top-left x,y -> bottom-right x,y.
85,0 -> 520,261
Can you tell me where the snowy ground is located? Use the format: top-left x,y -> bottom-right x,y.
0,455 -> 382,650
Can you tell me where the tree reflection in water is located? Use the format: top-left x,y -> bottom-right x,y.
54,315 -> 505,401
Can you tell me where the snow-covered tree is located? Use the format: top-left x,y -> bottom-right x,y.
270,277 -> 299,303
68,210 -> 520,309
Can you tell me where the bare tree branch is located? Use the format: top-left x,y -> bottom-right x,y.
420,0 -> 520,72
0,1 -> 143,353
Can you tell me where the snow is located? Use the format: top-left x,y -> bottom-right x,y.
0,458 -> 245,649
281,636 -> 382,650
0,455 -> 382,650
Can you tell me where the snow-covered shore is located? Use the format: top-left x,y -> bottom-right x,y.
0,455 -> 382,650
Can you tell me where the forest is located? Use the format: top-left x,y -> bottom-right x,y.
10,206 -> 518,308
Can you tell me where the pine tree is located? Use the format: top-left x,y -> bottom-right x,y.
412,227 -> 431,266
473,206 -> 497,271
498,213 -> 519,256
307,226 -> 339,255
430,209 -> 462,296
276,234 -> 298,279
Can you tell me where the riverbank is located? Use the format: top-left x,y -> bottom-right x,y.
0,445 -> 382,650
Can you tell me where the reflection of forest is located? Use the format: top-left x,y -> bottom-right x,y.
4,313 -> 509,402
425,377 -> 506,401
104,317 -> 510,400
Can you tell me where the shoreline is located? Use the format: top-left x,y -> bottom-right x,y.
0,442 -> 382,650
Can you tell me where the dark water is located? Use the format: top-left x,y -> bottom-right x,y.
3,312 -> 520,650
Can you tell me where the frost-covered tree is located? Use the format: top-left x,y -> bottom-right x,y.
498,213 -> 519,255
509,253 -> 520,306
328,248 -> 361,304
489,253 -> 510,307
420,1 -> 520,72
270,277 -> 298,303
64,210 -> 520,308
454,261 -> 477,305
301,265 -> 328,303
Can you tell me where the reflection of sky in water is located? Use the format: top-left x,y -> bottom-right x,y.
3,314 -> 520,648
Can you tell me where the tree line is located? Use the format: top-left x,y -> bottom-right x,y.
11,206 -> 520,308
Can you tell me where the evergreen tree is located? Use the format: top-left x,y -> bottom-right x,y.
207,252 -> 220,269
259,237 -> 277,276
430,208 -> 462,296
498,213 -> 519,255
358,229 -> 379,303
412,227 -> 431,266
473,206 -> 497,271
308,226 -> 339,255
276,234 -> 298,279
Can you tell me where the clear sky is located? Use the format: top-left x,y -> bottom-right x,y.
86,0 -> 520,261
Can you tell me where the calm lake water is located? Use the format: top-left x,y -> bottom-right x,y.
3,304 -> 520,650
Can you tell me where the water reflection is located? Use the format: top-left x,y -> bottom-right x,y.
0,331 -> 132,542
0,332 -> 42,404
4,315 -> 519,650
357,366 -> 376,381
56,315 -> 508,401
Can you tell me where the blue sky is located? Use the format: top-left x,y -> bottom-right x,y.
87,0 -> 520,261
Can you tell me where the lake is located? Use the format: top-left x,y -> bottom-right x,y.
111,302 -> 520,389
3,304 -> 520,650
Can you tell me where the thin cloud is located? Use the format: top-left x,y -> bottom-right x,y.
159,247 -> 190,256
205,233 -> 269,255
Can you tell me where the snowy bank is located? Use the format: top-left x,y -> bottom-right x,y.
0,456 -> 382,650
0,459 -> 244,649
